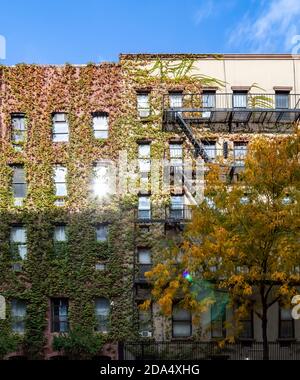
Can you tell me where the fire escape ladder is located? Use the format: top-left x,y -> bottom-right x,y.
176,113 -> 210,163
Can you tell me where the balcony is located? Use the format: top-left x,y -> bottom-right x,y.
135,206 -> 192,224
165,206 -> 192,222
163,93 -> 300,133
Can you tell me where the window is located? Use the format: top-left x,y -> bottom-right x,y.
96,224 -> 108,242
169,92 -> 183,108
54,166 -> 67,197
138,302 -> 152,336
170,195 -> 184,219
138,196 -> 151,220
233,91 -> 248,109
12,165 -> 27,202
52,113 -> 69,142
10,226 -> 27,260
138,143 -> 151,173
137,248 -> 152,280
239,311 -> 254,339
11,114 -> 26,149
95,298 -> 110,333
202,90 -> 216,118
234,142 -> 248,166
170,143 -> 183,166
92,113 -> 109,139
203,141 -> 217,161
211,303 -> 226,339
240,194 -> 250,205
275,91 -> 289,109
51,299 -> 69,333
53,225 -> 67,256
172,307 -> 192,338
92,163 -> 110,198
11,299 -> 26,334
279,307 -> 294,339
54,225 -> 67,242
95,263 -> 107,271
137,93 -> 150,118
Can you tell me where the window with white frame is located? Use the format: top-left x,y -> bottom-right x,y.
53,225 -> 67,255
138,143 -> 151,173
137,93 -> 150,118
11,299 -> 26,334
169,92 -> 183,108
170,195 -> 184,219
92,163 -> 110,198
10,226 -> 27,260
95,297 -> 110,333
233,91 -> 248,109
169,143 -> 183,166
202,91 -> 216,118
172,307 -> 192,338
138,196 -> 151,220
54,225 -> 67,242
234,142 -> 248,166
11,114 -> 26,149
96,224 -> 109,242
92,113 -> 109,139
137,248 -> 152,280
52,113 -> 69,142
203,141 -> 217,161
12,165 -> 27,202
54,166 -> 67,197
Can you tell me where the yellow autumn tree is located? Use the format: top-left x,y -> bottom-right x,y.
146,133 -> 300,360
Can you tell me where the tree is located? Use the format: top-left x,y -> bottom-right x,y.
145,133 -> 300,360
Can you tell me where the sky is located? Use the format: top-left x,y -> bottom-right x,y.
0,0 -> 300,65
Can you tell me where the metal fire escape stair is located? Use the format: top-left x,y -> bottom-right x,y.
176,113 -> 210,163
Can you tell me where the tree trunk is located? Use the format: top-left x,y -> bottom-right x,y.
262,305 -> 269,360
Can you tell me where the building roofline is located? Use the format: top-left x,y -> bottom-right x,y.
1,62 -> 120,68
120,53 -> 300,60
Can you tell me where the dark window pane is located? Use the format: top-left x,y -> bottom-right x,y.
172,308 -> 192,338
52,299 -> 69,333
276,93 -> 289,109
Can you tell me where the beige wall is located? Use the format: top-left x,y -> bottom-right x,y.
191,57 -> 300,94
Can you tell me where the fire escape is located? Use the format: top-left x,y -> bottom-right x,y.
163,92 -> 300,162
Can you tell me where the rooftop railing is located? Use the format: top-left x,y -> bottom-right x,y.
163,93 -> 300,125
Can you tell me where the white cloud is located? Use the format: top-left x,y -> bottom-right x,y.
228,0 -> 300,52
195,0 -> 215,25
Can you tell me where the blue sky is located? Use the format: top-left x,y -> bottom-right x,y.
1,0 -> 300,64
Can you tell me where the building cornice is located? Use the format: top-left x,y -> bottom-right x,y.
120,53 -> 300,61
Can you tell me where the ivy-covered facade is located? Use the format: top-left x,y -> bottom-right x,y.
0,54 -> 299,359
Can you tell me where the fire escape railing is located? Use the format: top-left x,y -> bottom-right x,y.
163,93 -> 300,161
